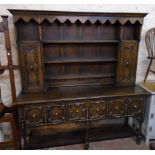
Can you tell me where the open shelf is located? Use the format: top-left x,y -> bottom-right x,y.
28,123 -> 134,149
44,58 -> 118,64
46,73 -> 115,80
42,40 -> 119,44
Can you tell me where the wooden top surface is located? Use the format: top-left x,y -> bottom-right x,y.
15,85 -> 150,105
8,9 -> 148,17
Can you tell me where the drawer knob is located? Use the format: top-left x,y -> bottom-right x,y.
32,114 -> 36,118
55,112 -> 58,116
134,105 -> 138,108
96,108 -> 99,111
76,110 -> 79,113
115,106 -> 119,110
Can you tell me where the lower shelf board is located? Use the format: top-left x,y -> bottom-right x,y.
27,124 -> 135,149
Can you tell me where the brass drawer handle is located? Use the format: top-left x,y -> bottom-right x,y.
76,110 -> 79,113
32,114 -> 36,118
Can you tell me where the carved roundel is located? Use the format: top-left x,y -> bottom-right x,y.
25,108 -> 42,123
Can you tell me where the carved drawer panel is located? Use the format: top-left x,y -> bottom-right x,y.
127,98 -> 144,116
24,107 -> 44,126
109,99 -> 126,117
68,103 -> 87,121
89,101 -> 106,119
47,105 -> 65,123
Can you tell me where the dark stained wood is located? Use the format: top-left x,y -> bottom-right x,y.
26,123 -> 135,149
15,85 -> 149,105
116,41 -> 138,86
9,10 -> 148,149
18,42 -> 44,92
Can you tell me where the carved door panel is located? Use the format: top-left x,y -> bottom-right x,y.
19,42 -> 44,92
116,41 -> 138,86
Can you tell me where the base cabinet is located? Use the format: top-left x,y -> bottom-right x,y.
17,95 -> 147,149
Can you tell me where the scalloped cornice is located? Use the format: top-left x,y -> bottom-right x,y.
8,9 -> 147,25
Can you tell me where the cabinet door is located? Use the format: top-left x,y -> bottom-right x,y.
116,41 -> 138,86
19,42 -> 44,92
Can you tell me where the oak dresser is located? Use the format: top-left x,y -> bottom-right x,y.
9,9 -> 149,149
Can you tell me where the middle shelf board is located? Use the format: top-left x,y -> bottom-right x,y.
42,40 -> 119,44
44,58 -> 118,64
45,73 -> 115,80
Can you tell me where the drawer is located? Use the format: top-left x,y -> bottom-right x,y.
24,107 -> 44,126
109,99 -> 126,117
126,98 -> 144,116
68,103 -> 87,121
47,105 -> 65,123
89,101 -> 106,119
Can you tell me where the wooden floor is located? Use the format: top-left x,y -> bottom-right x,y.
44,137 -> 149,150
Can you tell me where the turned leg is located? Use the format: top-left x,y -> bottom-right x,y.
84,108 -> 90,150
23,128 -> 31,149
135,118 -> 143,145
84,142 -> 89,150
124,117 -> 129,126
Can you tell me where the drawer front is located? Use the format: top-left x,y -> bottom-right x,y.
126,98 -> 144,116
109,99 -> 126,117
17,96 -> 146,128
24,107 -> 44,127
89,101 -> 106,119
47,105 -> 65,123
68,103 -> 87,121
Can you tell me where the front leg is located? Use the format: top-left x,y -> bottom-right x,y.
84,142 -> 89,150
135,117 -> 143,145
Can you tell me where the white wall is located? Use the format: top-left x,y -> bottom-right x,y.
0,4 -> 155,105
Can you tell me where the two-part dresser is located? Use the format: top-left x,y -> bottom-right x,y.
8,9 -> 149,149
